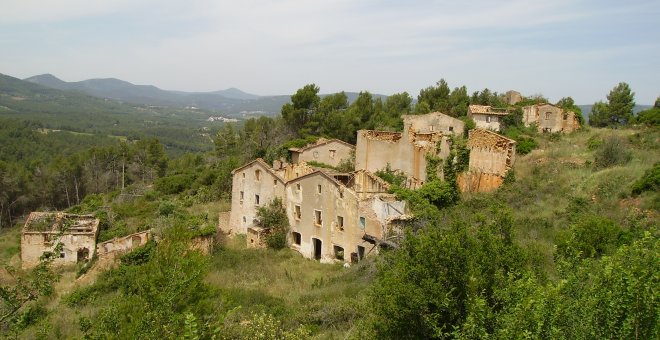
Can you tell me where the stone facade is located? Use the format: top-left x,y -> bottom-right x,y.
401,111 -> 465,136
523,103 -> 580,133
505,90 -> 523,105
21,212 -> 100,269
355,112 -> 462,188
458,129 -> 516,193
468,105 -> 509,132
228,159 -> 287,236
96,230 -> 150,257
226,156 -> 406,263
289,138 -> 355,167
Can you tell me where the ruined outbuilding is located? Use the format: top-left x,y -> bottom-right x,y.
288,138 -> 355,168
523,103 -> 580,133
355,112 -> 463,188
21,212 -> 100,269
505,90 -> 523,105
458,129 -> 516,193
468,105 -> 509,132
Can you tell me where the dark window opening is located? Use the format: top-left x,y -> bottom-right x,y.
255,194 -> 260,205
334,245 -> 344,260
77,248 -> 89,262
292,232 -> 301,245
314,210 -> 322,226
337,216 -> 344,231
294,205 -> 301,219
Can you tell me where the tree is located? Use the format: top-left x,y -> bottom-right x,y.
556,96 -> 584,125
606,82 -> 635,125
416,79 -> 451,114
589,82 -> 635,127
281,84 -> 320,135
255,198 -> 289,249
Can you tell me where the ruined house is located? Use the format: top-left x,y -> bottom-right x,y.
285,169 -> 405,262
226,153 -> 406,263
288,138 -> 355,167
522,103 -> 580,133
228,159 -> 286,236
21,212 -> 99,269
505,90 -> 523,105
458,129 -> 516,193
355,112 -> 463,188
96,230 -> 150,258
467,105 -> 509,132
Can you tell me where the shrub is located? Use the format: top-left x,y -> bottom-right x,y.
256,198 -> 289,250
593,135 -> 631,169
631,163 -> 660,196
516,137 -> 538,155
154,173 -> 195,194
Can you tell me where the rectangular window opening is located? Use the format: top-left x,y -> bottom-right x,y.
317,184 -> 322,194
314,210 -> 322,226
255,194 -> 260,206
294,205 -> 301,220
255,170 -> 261,181
337,216 -> 344,231
359,216 -> 366,229
333,245 -> 345,260
292,232 -> 301,246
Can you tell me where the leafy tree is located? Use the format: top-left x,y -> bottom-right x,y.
256,198 -> 289,249
556,96 -> 584,125
281,84 -> 320,135
634,97 -> 660,126
416,79 -> 451,114
589,82 -> 635,127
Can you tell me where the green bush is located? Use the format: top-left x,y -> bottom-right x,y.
593,135 -> 631,169
631,162 -> 660,196
154,173 -> 195,194
515,137 -> 538,155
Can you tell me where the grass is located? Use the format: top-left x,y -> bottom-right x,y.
206,237 -> 374,336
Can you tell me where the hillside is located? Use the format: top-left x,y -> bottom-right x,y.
1,125 -> 656,338
1,73 -> 220,154
24,73 -> 388,116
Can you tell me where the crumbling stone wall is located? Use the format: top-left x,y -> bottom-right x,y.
21,212 -> 99,269
97,230 -> 150,257
289,138 -> 355,167
402,112 -> 465,136
523,104 -> 579,133
459,129 -> 516,193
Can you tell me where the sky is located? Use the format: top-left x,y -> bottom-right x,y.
1,0 -> 658,104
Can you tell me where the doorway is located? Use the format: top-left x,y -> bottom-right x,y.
312,238 -> 322,260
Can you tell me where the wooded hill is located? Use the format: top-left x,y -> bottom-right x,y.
0,79 -> 657,338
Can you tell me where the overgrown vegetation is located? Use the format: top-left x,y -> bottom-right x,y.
1,78 -> 658,339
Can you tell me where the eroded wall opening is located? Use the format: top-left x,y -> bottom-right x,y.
313,238 -> 322,260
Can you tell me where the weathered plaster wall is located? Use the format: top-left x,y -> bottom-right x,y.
97,231 -> 150,256
459,129 -> 516,193
228,160 -> 286,235
523,104 -> 579,133
21,232 -> 97,269
293,140 -> 354,167
285,172 -> 378,263
402,112 -> 465,136
471,113 -> 503,131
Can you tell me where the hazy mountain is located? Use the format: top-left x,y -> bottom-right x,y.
24,74 -> 282,115
24,74 -> 388,116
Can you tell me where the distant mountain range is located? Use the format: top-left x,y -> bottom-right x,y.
24,74 -> 387,117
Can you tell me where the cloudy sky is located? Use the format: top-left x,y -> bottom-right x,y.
1,0 -> 658,104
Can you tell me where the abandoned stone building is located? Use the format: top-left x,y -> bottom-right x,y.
21,212 -> 100,269
355,112 -> 464,188
288,138 -> 355,167
226,112 -> 520,262
505,90 -> 523,105
458,128 -> 516,193
467,105 -> 509,132
522,103 -> 580,133
226,147 -> 406,262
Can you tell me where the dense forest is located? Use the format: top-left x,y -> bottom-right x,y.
0,77 -> 658,339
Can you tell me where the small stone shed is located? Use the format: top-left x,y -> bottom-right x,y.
21,212 -> 100,269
